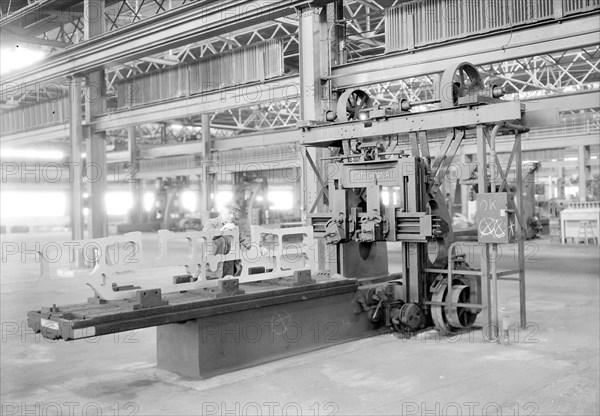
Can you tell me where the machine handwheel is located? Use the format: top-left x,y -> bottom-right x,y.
337,89 -> 372,122
431,280 -> 478,334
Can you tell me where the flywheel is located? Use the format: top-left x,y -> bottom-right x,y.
431,279 -> 478,334
439,62 -> 484,108
336,89 -> 372,121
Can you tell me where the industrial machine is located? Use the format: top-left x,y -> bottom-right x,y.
300,62 -> 536,335
27,62 -> 541,378
305,110 -> 476,334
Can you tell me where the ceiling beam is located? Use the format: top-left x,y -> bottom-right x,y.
140,56 -> 180,66
23,10 -> 84,35
93,76 -> 300,131
1,0 -> 325,88
0,123 -> 69,145
2,32 -> 69,48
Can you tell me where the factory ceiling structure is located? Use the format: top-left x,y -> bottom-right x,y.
1,0 -> 598,235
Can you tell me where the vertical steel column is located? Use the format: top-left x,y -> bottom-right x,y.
489,125 -> 500,341
476,125 -> 492,340
515,131 -> 527,329
127,126 -> 141,224
84,0 -> 105,39
69,77 -> 85,242
558,166 -> 565,199
86,129 -> 107,238
294,163 -> 302,219
299,5 -> 334,271
299,5 -> 327,120
578,145 -> 589,202
200,113 -> 213,212
85,0 -> 108,238
333,0 -> 347,66
460,152 -> 470,216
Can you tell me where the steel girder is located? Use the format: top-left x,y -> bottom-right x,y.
94,76 -> 300,131
0,0 -> 324,88
2,91 -> 597,147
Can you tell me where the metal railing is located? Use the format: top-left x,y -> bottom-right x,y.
116,39 -> 284,108
0,98 -> 69,135
385,0 -> 598,52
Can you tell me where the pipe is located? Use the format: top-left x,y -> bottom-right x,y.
489,123 -> 501,341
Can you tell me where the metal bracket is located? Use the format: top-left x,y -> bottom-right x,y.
173,274 -> 193,284
124,289 -> 169,311
278,269 -> 317,287
202,278 -> 245,299
395,212 -> 435,242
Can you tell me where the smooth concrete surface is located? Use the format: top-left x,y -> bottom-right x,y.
1,233 -> 598,415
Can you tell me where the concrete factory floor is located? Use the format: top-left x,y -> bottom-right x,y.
1,233 -> 598,416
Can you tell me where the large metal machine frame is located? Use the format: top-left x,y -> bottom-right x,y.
27,63 -> 539,378
300,62 -> 530,338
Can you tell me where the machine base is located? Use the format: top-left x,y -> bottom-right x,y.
156,289 -> 380,378
27,274 -> 395,379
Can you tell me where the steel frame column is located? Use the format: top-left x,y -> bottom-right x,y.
476,125 -> 492,340
299,5 -> 328,121
200,113 -> 213,213
460,152 -> 470,216
488,126 -> 499,341
86,129 -> 107,237
333,0 -> 347,66
578,145 -> 590,202
299,4 -> 333,271
69,77 -> 85,242
85,0 -> 108,238
515,132 -> 527,329
84,0 -> 106,40
127,125 -> 141,223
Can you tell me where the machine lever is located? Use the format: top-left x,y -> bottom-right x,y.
371,298 -> 384,321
